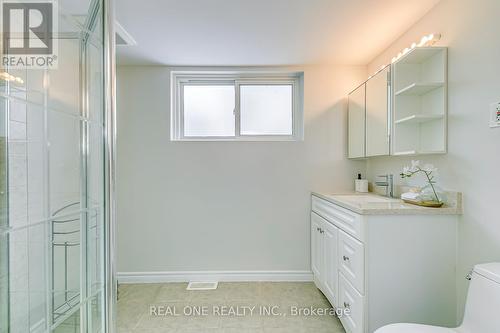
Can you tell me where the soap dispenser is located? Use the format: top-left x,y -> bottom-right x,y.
355,174 -> 368,193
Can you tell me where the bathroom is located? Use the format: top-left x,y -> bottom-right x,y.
1,0 -> 500,332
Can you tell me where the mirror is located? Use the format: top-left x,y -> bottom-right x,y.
348,84 -> 366,158
366,66 -> 390,157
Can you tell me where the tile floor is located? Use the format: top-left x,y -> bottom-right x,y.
117,282 -> 345,333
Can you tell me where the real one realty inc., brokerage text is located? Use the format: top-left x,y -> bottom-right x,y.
149,305 -> 350,318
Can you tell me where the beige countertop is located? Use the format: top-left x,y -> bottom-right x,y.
312,192 -> 463,215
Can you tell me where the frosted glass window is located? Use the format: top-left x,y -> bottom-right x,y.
240,85 -> 293,135
172,72 -> 303,141
183,85 -> 235,137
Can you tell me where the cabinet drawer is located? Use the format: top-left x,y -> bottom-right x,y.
339,273 -> 364,333
338,230 -> 365,294
311,196 -> 363,241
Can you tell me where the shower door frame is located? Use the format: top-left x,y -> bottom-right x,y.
103,0 -> 117,332
79,0 -> 117,331
50,0 -> 116,330
0,0 -> 116,331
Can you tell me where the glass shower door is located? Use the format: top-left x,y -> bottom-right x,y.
0,0 -> 111,332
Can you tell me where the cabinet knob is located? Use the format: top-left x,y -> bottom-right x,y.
343,301 -> 351,309
343,255 -> 350,261
316,227 -> 320,232
320,229 -> 324,234
466,270 -> 473,281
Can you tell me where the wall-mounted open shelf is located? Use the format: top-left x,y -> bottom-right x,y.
392,47 -> 448,155
393,150 -> 447,156
396,47 -> 444,65
395,82 -> 444,96
395,114 -> 444,125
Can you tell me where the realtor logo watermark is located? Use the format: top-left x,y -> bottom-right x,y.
1,0 -> 58,68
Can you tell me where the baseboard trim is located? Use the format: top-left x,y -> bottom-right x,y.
117,270 -> 313,284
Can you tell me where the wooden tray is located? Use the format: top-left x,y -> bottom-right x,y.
403,199 -> 444,208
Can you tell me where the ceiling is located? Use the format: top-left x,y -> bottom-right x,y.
116,0 -> 441,66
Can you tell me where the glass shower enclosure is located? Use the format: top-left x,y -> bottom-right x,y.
0,0 -> 115,332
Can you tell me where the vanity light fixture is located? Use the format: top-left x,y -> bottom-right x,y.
367,33 -> 442,80
391,33 -> 441,63
0,72 -> 24,84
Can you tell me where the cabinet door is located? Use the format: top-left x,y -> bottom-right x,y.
311,213 -> 324,284
348,84 -> 366,158
338,230 -> 365,294
322,219 -> 339,307
339,273 -> 364,333
366,66 -> 390,157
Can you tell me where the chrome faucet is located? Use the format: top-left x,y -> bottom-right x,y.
375,174 -> 394,198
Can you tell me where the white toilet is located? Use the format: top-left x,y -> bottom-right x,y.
375,262 -> 500,333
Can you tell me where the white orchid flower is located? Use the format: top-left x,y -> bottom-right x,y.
423,164 -> 437,173
410,160 -> 420,172
400,160 -> 441,203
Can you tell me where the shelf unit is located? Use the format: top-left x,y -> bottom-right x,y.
395,82 -> 443,96
392,150 -> 447,156
394,114 -> 444,125
392,47 -> 447,155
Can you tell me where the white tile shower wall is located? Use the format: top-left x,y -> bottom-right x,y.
0,275 -> 8,333
116,65 -> 367,274
49,111 -> 81,211
365,0 -> 500,321
7,91 -> 48,331
8,119 -> 27,141
26,103 -> 46,224
8,71 -> 49,332
48,38 -> 81,213
8,94 -> 30,332
48,38 -> 80,116
47,38 -> 84,327
28,223 -> 48,331
4,35 -> 93,333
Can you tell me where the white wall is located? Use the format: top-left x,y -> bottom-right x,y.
116,65 -> 366,275
365,0 -> 500,320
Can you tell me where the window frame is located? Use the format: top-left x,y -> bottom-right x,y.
171,71 -> 304,141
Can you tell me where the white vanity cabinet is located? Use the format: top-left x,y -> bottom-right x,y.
311,194 -> 459,333
311,212 -> 325,284
311,212 -> 339,307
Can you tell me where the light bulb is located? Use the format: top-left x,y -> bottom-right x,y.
366,33 -> 440,81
